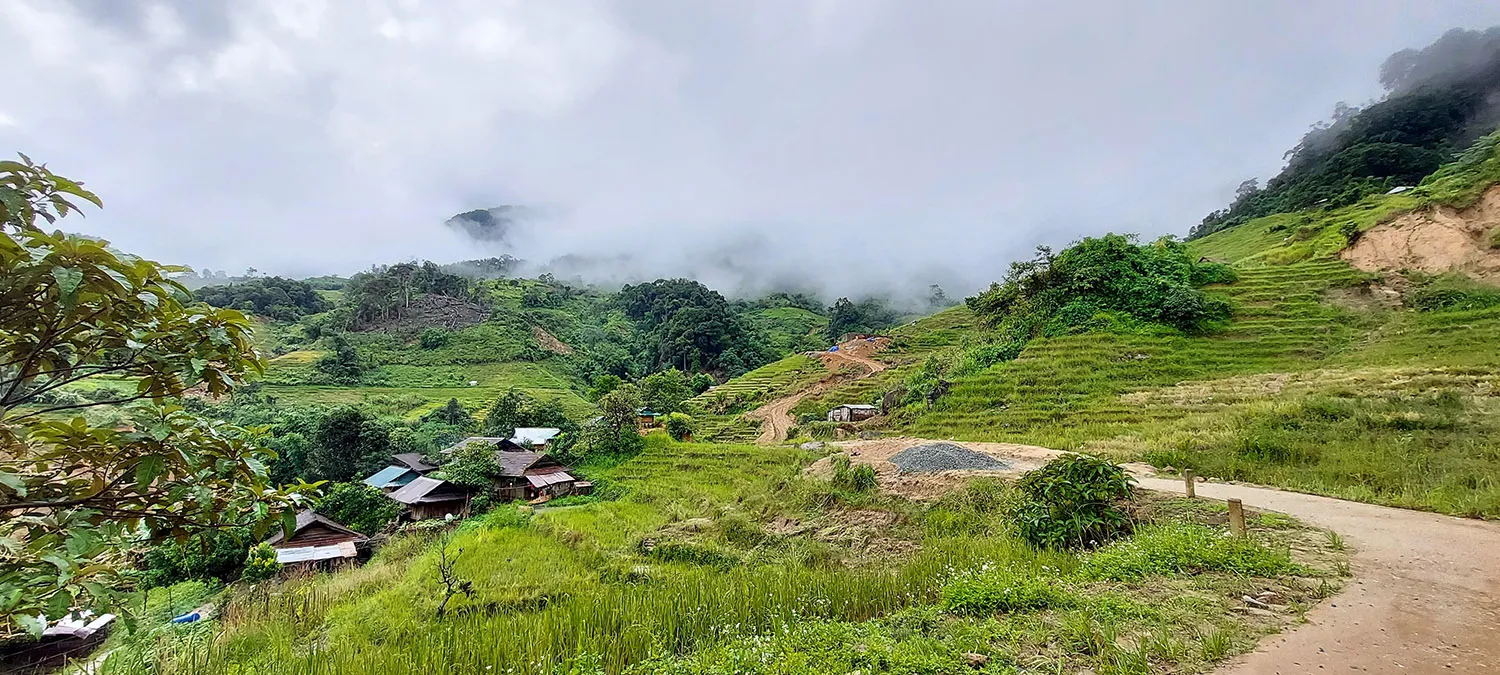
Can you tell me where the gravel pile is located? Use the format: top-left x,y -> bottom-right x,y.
890,443 -> 1010,473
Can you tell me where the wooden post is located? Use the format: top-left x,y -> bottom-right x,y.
1227,498 -> 1247,537
1183,469 -> 1196,498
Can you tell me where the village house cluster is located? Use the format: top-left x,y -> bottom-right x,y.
263,427 -> 590,570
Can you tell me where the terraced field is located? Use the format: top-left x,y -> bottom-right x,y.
260,359 -> 593,419
905,260 -> 1374,445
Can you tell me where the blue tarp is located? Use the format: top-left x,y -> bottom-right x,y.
169,612 -> 200,624
828,346 -> 839,352
363,466 -> 418,489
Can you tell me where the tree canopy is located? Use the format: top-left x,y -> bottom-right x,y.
0,155 -> 305,636
195,276 -> 330,321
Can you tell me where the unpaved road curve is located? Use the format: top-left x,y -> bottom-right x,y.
749,341 -> 889,444
1135,477 -> 1500,674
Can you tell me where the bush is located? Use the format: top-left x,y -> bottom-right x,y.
1012,454 -> 1135,549
316,483 -> 403,535
140,528 -> 254,588
663,412 -> 695,441
1080,523 -> 1297,582
943,568 -> 1074,615
242,543 -> 279,582
419,327 -> 451,349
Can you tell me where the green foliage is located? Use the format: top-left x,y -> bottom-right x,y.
578,384 -> 645,460
309,406 -> 392,482
343,260 -> 473,328
316,333 -> 369,384
0,157 -> 301,636
688,372 -> 714,395
141,529 -> 254,589
418,327 -> 450,349
195,277 -> 331,321
942,568 -> 1074,615
617,278 -> 774,375
967,235 -> 1232,342
420,398 -> 475,430
640,368 -> 692,414
587,374 -> 623,402
663,412 -> 695,441
242,543 -> 279,583
1408,274 -> 1500,312
440,438 -> 504,490
1012,454 -> 1135,549
824,297 -> 900,341
1193,28 -> 1500,238
1080,523 -> 1297,582
316,483 -> 402,535
481,388 -> 579,448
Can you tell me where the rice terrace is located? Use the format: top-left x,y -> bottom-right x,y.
5,7 -> 1500,675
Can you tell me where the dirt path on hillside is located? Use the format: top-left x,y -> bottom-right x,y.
747,337 -> 890,444
820,438 -> 1500,674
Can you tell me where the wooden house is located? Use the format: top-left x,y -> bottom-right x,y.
491,448 -> 589,502
387,477 -> 472,521
263,511 -> 368,568
827,404 -> 880,422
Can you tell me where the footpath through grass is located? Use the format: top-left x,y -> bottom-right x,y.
100,439 -> 1343,675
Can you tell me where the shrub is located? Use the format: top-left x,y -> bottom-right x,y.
140,528 -> 254,588
316,482 -> 403,535
663,412 -> 695,441
242,543 -> 279,582
1012,454 -> 1135,549
419,327 -> 451,349
942,568 -> 1075,615
1080,523 -> 1297,582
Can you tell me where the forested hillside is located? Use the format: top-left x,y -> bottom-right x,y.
1193,27 -> 1500,238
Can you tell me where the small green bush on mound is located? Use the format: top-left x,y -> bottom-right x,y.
1080,523 -> 1297,582
1013,454 -> 1136,549
942,567 -> 1075,615
830,454 -> 878,493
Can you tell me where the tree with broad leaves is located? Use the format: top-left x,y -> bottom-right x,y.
0,155 -> 311,638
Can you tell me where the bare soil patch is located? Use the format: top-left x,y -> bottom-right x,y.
1343,184 -> 1500,283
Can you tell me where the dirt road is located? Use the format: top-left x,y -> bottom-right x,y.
1139,476 -> 1500,675
824,438 -> 1500,673
748,338 -> 890,444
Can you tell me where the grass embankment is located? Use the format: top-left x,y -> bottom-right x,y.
100,439 -> 1343,675
895,255 -> 1500,517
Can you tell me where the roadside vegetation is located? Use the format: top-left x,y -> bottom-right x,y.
98,439 -> 1345,675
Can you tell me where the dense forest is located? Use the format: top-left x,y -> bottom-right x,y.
1192,27 -> 1500,238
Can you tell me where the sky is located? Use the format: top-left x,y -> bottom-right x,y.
5,1 -> 1500,300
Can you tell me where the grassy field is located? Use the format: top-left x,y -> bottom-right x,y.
260,360 -> 594,419
886,258 -> 1500,517
100,437 -> 1344,675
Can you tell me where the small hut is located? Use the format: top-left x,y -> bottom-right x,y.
636,408 -> 664,430
263,511 -> 368,568
827,404 -> 879,422
511,427 -> 562,451
387,477 -> 472,521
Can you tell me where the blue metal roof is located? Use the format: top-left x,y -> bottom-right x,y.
363,466 -> 419,489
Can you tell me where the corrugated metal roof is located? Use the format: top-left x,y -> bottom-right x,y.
525,471 -> 575,488
391,452 -> 437,473
363,466 -> 418,489
511,427 -> 561,446
275,542 -> 357,564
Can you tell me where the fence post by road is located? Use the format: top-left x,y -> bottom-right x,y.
1183,469 -> 1196,498
1227,498 -> 1247,537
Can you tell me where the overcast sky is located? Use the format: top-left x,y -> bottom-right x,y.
5,1 -> 1500,298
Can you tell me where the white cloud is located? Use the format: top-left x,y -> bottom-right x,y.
4,0 -> 1500,299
